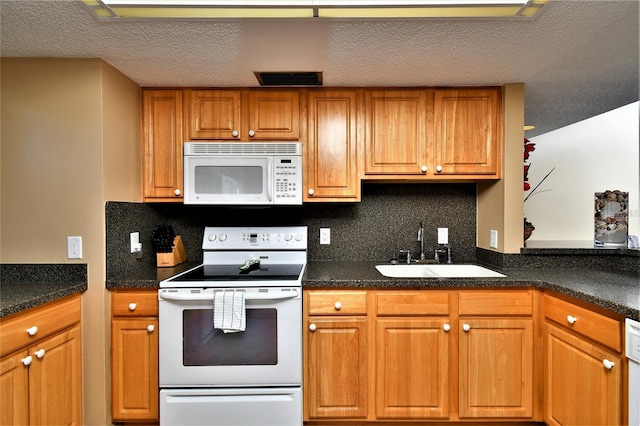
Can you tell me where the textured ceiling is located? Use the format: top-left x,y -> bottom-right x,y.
1,0 -> 638,137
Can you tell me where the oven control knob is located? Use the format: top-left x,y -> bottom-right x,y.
219,234 -> 227,242
294,234 -> 303,241
128,303 -> 137,311
334,302 -> 342,311
284,234 -> 293,242
208,234 -> 217,242
309,323 -> 317,332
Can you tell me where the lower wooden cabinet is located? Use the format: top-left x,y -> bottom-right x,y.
305,317 -> 369,419
543,293 -> 624,426
304,290 -> 369,420
458,318 -> 533,418
111,290 -> 159,423
375,318 -> 450,419
0,295 -> 82,426
304,289 -> 539,423
458,290 -> 535,419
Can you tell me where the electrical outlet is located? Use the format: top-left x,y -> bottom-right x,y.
67,236 -> 82,259
490,230 -> 498,248
320,228 -> 331,245
437,228 -> 448,245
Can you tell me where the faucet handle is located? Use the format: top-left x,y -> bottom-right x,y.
399,249 -> 412,264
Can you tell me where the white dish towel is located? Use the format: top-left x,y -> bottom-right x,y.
213,290 -> 246,333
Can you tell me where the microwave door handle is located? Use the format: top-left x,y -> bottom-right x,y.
267,159 -> 273,202
159,290 -> 299,302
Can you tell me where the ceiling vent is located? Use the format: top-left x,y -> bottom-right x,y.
254,71 -> 322,86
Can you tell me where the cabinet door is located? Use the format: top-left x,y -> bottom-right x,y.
364,90 -> 431,175
185,89 -> 242,140
142,89 -> 184,201
375,318 -> 450,419
544,323 -> 621,426
459,318 -> 533,418
29,325 -> 82,426
433,89 -> 500,176
111,318 -> 159,422
0,350 -> 29,426
306,90 -> 360,201
248,90 -> 300,140
305,317 -> 368,419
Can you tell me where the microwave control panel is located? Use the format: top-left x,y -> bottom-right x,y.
274,156 -> 302,204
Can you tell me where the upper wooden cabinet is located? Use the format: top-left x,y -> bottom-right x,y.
363,88 -> 501,180
184,89 -> 241,140
305,90 -> 361,202
142,89 -> 184,202
364,89 -> 432,176
433,89 -> 501,177
185,89 -> 300,141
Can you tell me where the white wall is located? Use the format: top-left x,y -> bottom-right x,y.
524,101 -> 639,244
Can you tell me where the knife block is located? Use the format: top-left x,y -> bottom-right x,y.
156,236 -> 187,268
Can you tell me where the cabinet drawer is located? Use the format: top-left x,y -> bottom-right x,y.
376,291 -> 450,316
112,291 -> 158,317
307,290 -> 367,315
459,290 -> 533,316
544,294 -> 621,352
0,295 -> 81,356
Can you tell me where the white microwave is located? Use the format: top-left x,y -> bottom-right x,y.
183,142 -> 303,205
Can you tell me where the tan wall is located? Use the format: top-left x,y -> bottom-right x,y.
477,83 -> 525,253
0,58 -> 140,425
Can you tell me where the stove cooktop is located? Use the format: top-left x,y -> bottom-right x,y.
167,264 -> 304,282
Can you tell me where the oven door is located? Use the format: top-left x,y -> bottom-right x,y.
158,287 -> 301,387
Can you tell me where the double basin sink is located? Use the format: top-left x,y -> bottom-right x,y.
375,264 -> 506,278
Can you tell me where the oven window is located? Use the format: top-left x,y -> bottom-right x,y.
183,309 -> 277,366
194,166 -> 263,195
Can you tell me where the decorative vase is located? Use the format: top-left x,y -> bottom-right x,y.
524,218 -> 535,247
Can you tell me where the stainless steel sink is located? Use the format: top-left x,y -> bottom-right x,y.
375,264 -> 506,278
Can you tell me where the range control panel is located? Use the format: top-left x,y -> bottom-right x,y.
202,226 -> 307,250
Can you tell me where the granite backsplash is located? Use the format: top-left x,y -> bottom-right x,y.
106,183 -> 477,278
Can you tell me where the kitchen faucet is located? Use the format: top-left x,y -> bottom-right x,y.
417,222 -> 425,260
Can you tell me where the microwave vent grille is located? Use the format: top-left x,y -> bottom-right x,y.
185,142 -> 301,156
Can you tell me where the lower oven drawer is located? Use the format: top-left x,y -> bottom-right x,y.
160,387 -> 302,426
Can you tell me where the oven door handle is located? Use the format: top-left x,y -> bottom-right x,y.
159,290 -> 299,302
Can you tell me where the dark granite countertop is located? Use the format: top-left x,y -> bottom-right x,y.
104,259 -> 640,321
0,264 -> 88,318
303,261 -> 640,320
